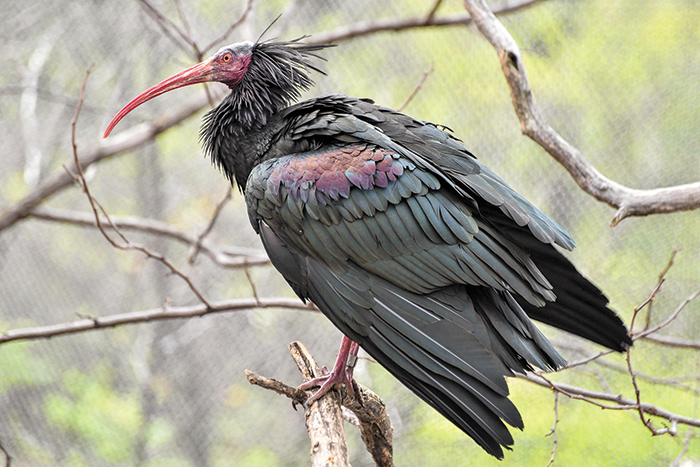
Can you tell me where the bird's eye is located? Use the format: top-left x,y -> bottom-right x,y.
222,53 -> 232,63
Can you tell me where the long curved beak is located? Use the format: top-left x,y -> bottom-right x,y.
103,58 -> 214,138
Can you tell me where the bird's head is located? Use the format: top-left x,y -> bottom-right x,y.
104,38 -> 332,137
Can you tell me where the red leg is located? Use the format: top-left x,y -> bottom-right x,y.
300,336 -> 360,405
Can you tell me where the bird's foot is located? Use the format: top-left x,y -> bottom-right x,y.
299,337 -> 360,406
299,366 -> 356,405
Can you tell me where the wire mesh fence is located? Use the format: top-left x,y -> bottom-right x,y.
1,0 -> 699,465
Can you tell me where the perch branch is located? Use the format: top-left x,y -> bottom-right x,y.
247,342 -> 394,466
290,342 -> 350,467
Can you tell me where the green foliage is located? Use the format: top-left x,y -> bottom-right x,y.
44,365 -> 143,463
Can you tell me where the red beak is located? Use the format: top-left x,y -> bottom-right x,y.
103,58 -> 214,138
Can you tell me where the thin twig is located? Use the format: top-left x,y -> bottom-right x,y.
544,390 -> 559,467
188,188 -> 232,264
397,63 -> 434,112
522,373 -> 700,429
642,335 -> 700,350
643,248 -> 680,331
425,0 -> 444,23
634,290 -> 700,341
591,358 -> 700,395
202,0 -> 254,54
68,66 -> 213,308
0,439 -> 10,467
137,0 -> 199,59
625,345 -> 674,436
243,264 -> 261,306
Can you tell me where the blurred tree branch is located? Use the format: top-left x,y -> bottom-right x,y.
0,86 -> 226,233
309,0 -> 542,44
462,0 -> 700,225
28,206 -> 269,267
0,298 -> 315,344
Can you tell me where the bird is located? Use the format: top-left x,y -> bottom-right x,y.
104,37 -> 632,459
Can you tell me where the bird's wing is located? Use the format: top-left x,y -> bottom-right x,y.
246,141 -> 569,458
279,95 -> 576,250
271,95 -> 631,351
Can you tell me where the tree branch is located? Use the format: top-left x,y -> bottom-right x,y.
28,206 -> 269,267
247,342 -> 394,466
68,69 -> 215,309
0,298 -> 315,345
522,373 -> 696,429
308,0 -> 542,44
642,334 -> 700,350
462,0 -> 700,225
289,342 -> 350,467
187,188 -> 232,264
0,87 -> 225,233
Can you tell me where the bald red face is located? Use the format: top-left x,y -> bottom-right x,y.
103,42 -> 253,138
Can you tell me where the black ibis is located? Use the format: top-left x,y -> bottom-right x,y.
104,38 -> 631,458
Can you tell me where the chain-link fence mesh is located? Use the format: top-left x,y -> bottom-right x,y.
1,0 -> 699,465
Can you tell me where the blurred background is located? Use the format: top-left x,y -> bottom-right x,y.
1,0 -> 699,465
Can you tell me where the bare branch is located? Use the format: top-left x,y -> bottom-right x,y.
0,86 -> 225,233
0,298 -> 315,344
643,248 -> 680,331
289,342 -> 350,467
626,345 -> 674,436
462,0 -> 700,225
188,188 -> 232,264
544,390 -> 559,467
397,63 -> 434,112
633,289 -> 700,341
245,369 -> 308,404
247,342 -> 394,466
591,358 -> 700,395
308,0 -> 542,44
522,373 -> 700,429
425,0 -> 445,23
642,335 -> 700,350
202,0 -> 254,54
68,74 -> 214,308
0,439 -> 10,467
28,206 -> 270,268
137,0 -> 200,59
